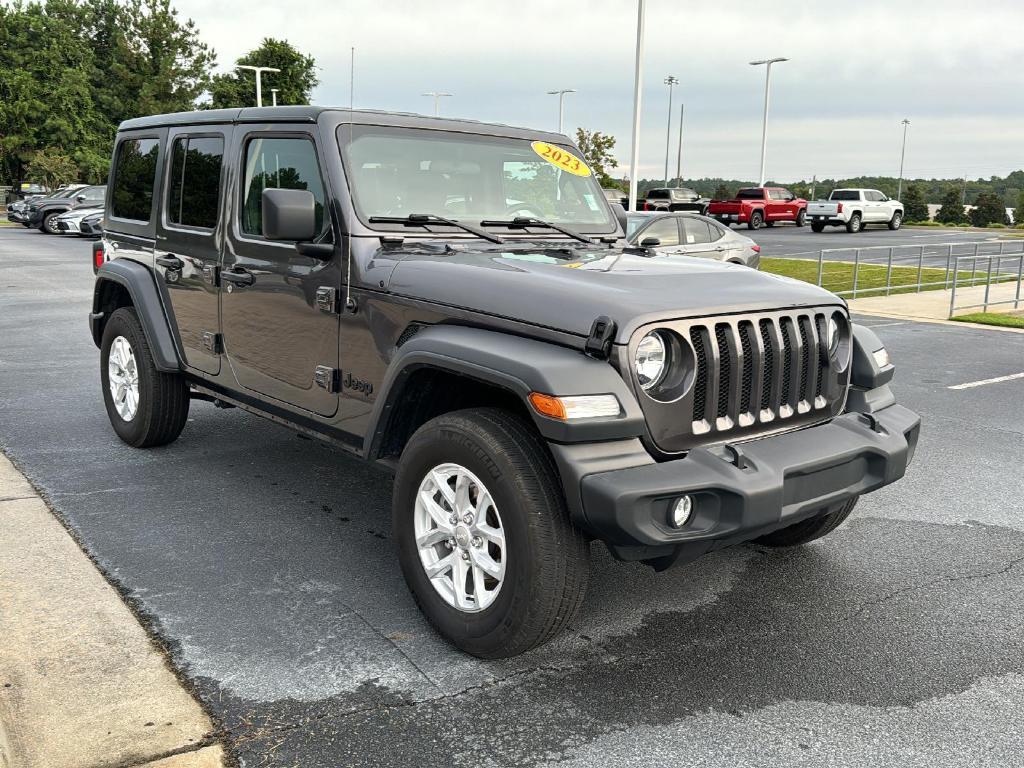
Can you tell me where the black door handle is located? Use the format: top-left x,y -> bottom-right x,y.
156,253 -> 184,270
221,268 -> 254,287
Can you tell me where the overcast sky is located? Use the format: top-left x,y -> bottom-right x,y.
176,0 -> 1023,183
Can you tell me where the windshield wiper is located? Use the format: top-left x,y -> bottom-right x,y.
368,213 -> 504,244
478,216 -> 595,244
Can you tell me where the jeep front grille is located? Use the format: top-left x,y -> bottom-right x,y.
627,307 -> 850,454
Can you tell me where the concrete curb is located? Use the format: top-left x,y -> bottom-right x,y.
0,452 -> 225,768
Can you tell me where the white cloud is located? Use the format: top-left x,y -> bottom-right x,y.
174,0 -> 1024,181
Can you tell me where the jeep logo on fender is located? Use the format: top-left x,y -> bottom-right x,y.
343,372 -> 373,396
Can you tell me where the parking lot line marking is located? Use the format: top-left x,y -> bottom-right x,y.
948,371 -> 1024,390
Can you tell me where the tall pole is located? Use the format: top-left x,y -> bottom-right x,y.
750,57 -> 788,186
628,0 -> 646,212
675,102 -> 684,184
421,92 -> 452,116
546,89 -> 576,134
236,65 -> 281,108
896,118 -> 910,200
663,76 -> 678,186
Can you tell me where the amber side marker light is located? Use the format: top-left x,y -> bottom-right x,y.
528,392 -> 621,421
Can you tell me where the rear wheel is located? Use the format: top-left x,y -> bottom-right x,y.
100,307 -> 190,448
795,209 -> 807,227
755,497 -> 858,547
393,408 -> 589,658
811,222 -> 826,233
888,211 -> 903,230
747,210 -> 764,230
846,213 -> 862,233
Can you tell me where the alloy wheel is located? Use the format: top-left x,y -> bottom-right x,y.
107,336 -> 140,421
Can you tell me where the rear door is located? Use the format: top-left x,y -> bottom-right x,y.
220,127 -> 341,417
106,131 -> 165,273
679,216 -> 722,260
154,127 -> 230,376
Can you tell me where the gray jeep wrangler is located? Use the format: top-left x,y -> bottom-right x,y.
90,107 -> 920,658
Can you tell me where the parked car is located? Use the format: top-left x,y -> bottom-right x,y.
621,211 -> 761,268
807,189 -> 904,233
7,185 -> 85,224
55,203 -> 105,235
644,187 -> 709,214
708,187 -> 808,230
602,187 -> 629,209
26,184 -> 106,233
79,210 -> 105,238
91,107 -> 919,658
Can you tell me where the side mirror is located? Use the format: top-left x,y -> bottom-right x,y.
262,188 -> 317,241
640,237 -> 661,248
76,194 -> 87,202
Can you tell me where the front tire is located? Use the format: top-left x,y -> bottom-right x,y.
755,497 -> 858,547
846,213 -> 862,233
100,307 -> 190,448
41,212 -> 60,234
747,210 -> 764,230
888,211 -> 903,230
393,408 -> 589,658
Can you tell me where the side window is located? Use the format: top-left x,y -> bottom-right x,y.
640,217 -> 680,246
167,136 -> 224,229
241,136 -> 327,238
682,218 -> 713,245
111,138 -> 160,221
865,190 -> 881,202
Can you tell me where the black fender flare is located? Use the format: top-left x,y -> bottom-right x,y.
365,325 -> 646,455
90,260 -> 182,372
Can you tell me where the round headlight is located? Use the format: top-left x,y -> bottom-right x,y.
635,332 -> 667,390
827,316 -> 840,356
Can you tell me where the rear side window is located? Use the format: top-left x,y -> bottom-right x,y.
167,136 -> 224,229
682,218 -> 714,244
736,189 -> 763,200
241,137 -> 327,237
647,189 -> 670,199
830,190 -> 860,201
111,138 -> 160,221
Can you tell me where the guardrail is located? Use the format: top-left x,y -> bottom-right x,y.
800,240 -> 1024,315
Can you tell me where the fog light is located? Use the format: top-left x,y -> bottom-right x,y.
670,496 -> 693,528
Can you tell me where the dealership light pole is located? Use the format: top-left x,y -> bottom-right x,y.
750,57 -> 788,186
663,76 -> 679,186
547,89 -> 576,134
422,91 -> 452,117
896,118 -> 911,200
627,0 -> 646,211
675,102 -> 684,185
270,88 -> 279,107
236,65 -> 280,108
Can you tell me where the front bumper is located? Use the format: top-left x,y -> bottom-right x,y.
56,219 -> 82,233
565,404 -> 920,568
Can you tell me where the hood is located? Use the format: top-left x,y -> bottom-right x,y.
385,244 -> 843,342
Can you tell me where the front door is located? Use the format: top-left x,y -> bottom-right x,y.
636,216 -> 683,255
154,128 -> 229,375
221,129 -> 341,417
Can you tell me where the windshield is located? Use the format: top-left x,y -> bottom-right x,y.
339,125 -> 615,233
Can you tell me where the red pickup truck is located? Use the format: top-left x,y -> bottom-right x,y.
708,187 -> 808,230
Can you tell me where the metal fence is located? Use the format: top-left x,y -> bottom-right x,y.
948,251 -> 1024,317
802,240 -> 1024,311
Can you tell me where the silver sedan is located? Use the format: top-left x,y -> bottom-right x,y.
623,211 -> 761,268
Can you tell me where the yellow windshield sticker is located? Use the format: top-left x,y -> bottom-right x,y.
531,141 -> 592,177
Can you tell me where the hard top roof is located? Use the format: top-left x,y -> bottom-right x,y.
117,106 -> 569,143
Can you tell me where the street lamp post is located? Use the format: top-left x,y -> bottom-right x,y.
236,65 -> 281,108
270,88 -> 279,107
663,75 -> 678,186
897,118 -> 911,200
546,89 -> 577,134
627,0 -> 646,211
750,57 -> 788,186
422,92 -> 452,117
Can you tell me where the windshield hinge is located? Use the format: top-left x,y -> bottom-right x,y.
585,316 -> 616,359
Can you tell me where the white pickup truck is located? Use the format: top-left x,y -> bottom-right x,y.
807,189 -> 904,233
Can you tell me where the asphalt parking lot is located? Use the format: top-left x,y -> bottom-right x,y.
2,226 -> 1024,767
749,223 -> 1017,270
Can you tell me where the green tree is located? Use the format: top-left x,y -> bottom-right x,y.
901,183 -> 929,222
574,128 -> 618,187
969,192 -> 1009,227
712,184 -> 731,200
24,147 -> 79,188
1014,191 -> 1024,227
207,38 -> 317,108
934,189 -> 967,225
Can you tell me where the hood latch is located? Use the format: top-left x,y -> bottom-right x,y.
585,316 -> 616,359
